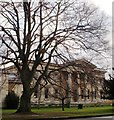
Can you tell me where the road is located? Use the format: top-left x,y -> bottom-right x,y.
65,116 -> 114,120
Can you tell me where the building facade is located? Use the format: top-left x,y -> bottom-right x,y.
1,59 -> 105,106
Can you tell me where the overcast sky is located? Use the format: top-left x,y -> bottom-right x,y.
0,0 -> 112,73
87,0 -> 113,76
0,0 -> 113,16
88,0 -> 113,16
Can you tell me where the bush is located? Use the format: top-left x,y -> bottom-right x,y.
78,104 -> 83,109
4,91 -> 19,109
112,102 -> 114,107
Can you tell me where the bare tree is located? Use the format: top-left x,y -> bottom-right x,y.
0,0 -> 109,113
103,71 -> 114,101
46,71 -> 71,111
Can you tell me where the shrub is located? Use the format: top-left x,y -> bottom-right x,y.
78,104 -> 83,109
4,91 -> 19,109
112,102 -> 114,106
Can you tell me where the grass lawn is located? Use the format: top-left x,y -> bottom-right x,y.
1,106 -> 114,120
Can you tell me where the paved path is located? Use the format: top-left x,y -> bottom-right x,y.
66,116 -> 114,120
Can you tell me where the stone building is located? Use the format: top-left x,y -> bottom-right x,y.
1,59 -> 105,106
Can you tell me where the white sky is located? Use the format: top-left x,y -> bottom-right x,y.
0,0 -> 113,15
87,0 -> 113,75
88,0 -> 113,16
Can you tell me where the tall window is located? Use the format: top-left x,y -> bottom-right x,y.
100,90 -> 103,99
87,89 -> 90,99
80,73 -> 85,80
45,88 -> 49,99
62,71 -> 68,80
73,89 -> 78,102
55,89 -> 58,98
94,90 -> 97,99
34,89 -> 38,98
81,89 -> 84,99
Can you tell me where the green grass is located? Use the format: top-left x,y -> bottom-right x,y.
1,106 -> 114,120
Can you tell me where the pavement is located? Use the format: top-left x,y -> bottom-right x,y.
66,116 -> 113,120
32,114 -> 114,120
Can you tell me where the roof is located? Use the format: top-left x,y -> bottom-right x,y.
1,59 -> 105,74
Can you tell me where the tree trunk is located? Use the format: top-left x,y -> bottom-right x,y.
16,90 -> 31,114
16,73 -> 32,114
66,99 -> 70,108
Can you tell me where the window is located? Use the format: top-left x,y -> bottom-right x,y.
73,89 -> 78,102
87,89 -> 90,99
34,89 -> 38,98
80,73 -> 85,80
94,90 -> 97,99
62,71 -> 68,80
100,90 -> 103,99
81,89 -> 84,99
55,89 -> 58,97
72,72 -> 77,79
45,88 -> 49,99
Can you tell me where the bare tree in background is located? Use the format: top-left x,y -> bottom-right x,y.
0,0 -> 109,113
47,71 -> 71,111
